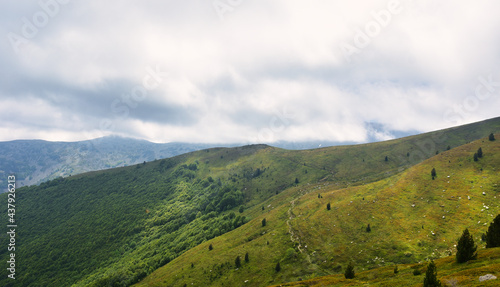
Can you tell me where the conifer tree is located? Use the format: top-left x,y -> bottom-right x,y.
423,260 -> 441,287
235,256 -> 241,268
477,147 -> 483,158
262,218 -> 266,227
208,244 -> 213,251
489,133 -> 495,141
385,156 -> 388,162
486,214 -> 500,248
366,224 -> 371,232
245,252 -> 249,263
456,228 -> 477,263
327,203 -> 331,210
344,262 -> 355,279
275,262 -> 281,272
431,168 -> 437,179
474,153 -> 478,162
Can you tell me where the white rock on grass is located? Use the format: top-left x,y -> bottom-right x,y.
479,274 -> 497,282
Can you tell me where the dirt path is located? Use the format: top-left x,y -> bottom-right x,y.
286,197 -> 311,263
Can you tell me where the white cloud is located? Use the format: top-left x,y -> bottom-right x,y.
1,0 -> 499,143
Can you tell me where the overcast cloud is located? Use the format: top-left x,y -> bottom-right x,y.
1,0 -> 499,144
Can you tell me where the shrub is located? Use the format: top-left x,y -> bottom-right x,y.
413,269 -> 422,276
474,153 -> 478,162
431,168 -> 437,179
285,248 -> 297,260
456,228 -> 477,263
489,133 -> 495,141
208,244 -> 213,251
275,262 -> 281,272
394,265 -> 399,274
344,262 -> 355,279
486,214 -> 500,248
423,260 -> 441,287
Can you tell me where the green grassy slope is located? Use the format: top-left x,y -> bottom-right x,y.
0,118 -> 498,287
135,133 -> 499,287
268,247 -> 500,287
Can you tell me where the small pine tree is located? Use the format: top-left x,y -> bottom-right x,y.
245,252 -> 249,263
208,244 -> 213,251
295,177 -> 299,184
262,218 -> 266,227
477,147 -> 483,158
423,260 -> 441,287
394,265 -> 399,274
191,263 -> 194,268
447,145 -> 451,150
473,153 -> 478,162
275,262 -> 281,272
486,214 -> 500,248
431,168 -> 437,179
385,156 -> 388,162
327,203 -> 331,210
262,206 -> 265,211
489,133 -> 495,141
366,224 -> 371,232
344,262 -> 355,279
235,256 -> 241,268
456,228 -> 477,263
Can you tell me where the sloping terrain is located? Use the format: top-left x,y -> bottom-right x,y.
0,118 -> 498,287
0,136 -> 222,188
268,247 -> 500,287
135,134 -> 499,287
1,117 -> 499,189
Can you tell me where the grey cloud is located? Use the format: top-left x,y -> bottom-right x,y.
1,1 -> 500,143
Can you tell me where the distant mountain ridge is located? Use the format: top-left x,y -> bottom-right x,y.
0,136 -> 223,189
0,136 -> 365,190
0,118 -> 496,190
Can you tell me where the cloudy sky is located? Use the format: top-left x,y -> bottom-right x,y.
1,0 -> 499,144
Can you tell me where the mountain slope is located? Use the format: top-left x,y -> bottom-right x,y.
269,247 -> 500,287
1,116 -> 499,189
0,136 -> 223,189
0,118 -> 498,287
135,134 -> 500,287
